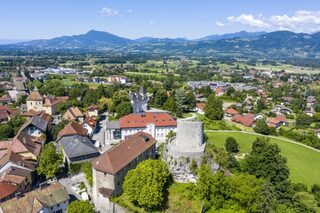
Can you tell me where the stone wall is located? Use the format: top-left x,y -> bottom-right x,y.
176,120 -> 203,148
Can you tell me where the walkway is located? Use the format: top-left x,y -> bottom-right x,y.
205,130 -> 320,153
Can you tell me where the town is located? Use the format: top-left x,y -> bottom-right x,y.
1,0 -> 320,212
0,55 -> 319,212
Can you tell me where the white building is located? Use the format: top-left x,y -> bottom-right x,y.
105,112 -> 177,143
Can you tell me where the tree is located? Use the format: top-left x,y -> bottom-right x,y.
113,90 -> 129,105
311,184 -> 320,206
37,143 -> 62,179
290,98 -> 305,113
296,113 -> 313,127
153,89 -> 168,108
163,96 -> 177,113
242,137 -> 294,203
116,101 -> 132,118
254,119 -> 270,135
67,201 -> 95,213
175,88 -> 193,112
225,137 -> 239,153
204,94 -> 224,120
293,192 -> 319,212
123,160 -> 171,209
255,99 -> 266,112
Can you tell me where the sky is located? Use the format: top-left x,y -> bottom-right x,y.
0,0 -> 320,40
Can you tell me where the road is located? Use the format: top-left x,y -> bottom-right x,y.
205,130 -> 320,153
92,113 -> 108,148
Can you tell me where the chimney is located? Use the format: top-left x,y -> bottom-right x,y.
15,192 -> 23,199
39,182 -> 49,189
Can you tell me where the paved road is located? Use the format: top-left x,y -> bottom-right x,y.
92,113 -> 108,148
205,130 -> 320,153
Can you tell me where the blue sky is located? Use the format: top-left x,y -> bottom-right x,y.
0,0 -> 319,39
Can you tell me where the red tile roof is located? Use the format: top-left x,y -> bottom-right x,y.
92,132 -> 156,175
232,114 -> 255,127
267,115 -> 287,127
196,103 -> 205,111
119,112 -> 177,129
0,182 -> 17,200
83,117 -> 97,128
26,91 -> 42,101
58,121 -> 87,139
224,108 -> 239,115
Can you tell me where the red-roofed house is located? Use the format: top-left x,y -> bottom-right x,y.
92,132 -> 156,212
224,108 -> 239,117
119,112 -> 177,141
267,115 -> 288,128
215,87 -> 225,97
196,103 -> 205,115
232,113 -> 255,127
105,112 -> 177,142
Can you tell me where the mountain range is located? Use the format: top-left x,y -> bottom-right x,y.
1,30 -> 320,59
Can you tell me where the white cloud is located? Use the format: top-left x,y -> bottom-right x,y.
225,10 -> 320,33
216,21 -> 225,27
100,7 -> 119,17
149,21 -> 155,25
227,14 -> 270,28
125,9 -> 133,13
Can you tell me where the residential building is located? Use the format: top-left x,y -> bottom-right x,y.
82,117 -> 97,137
232,113 -> 255,127
57,135 -> 100,165
58,121 -> 87,139
105,112 -> 177,143
63,107 -> 84,122
92,132 -> 156,212
224,108 -> 239,117
196,103 -> 205,115
267,115 -> 288,128
0,182 -> 70,213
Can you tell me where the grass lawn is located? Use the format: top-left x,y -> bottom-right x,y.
206,131 -> 320,187
197,114 -> 240,131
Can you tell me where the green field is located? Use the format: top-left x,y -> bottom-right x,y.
206,131 -> 320,187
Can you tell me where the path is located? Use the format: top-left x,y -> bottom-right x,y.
205,130 -> 320,153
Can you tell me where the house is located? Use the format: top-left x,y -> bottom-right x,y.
0,182 -> 70,213
63,107 -> 84,122
0,95 -> 12,105
0,167 -> 33,202
196,103 -> 205,115
107,75 -> 128,84
20,113 -> 51,138
270,105 -> 292,115
0,149 -> 36,176
215,87 -> 224,97
57,135 -> 100,165
224,108 -> 239,117
26,91 -> 61,115
57,121 -> 87,139
92,132 -> 156,212
267,115 -> 288,128
82,117 -> 97,137
10,131 -> 45,160
0,106 -> 19,123
232,113 -> 255,127
87,104 -> 99,117
105,112 -> 177,143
